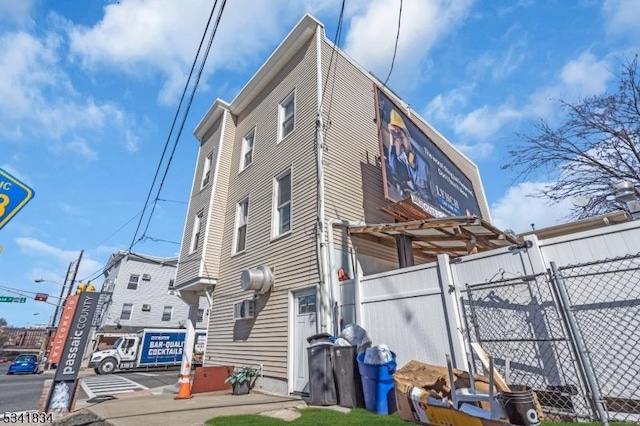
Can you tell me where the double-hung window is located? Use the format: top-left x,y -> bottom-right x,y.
279,91 -> 295,141
190,211 -> 204,253
273,170 -> 292,237
162,306 -> 173,322
120,303 -> 133,321
240,129 -> 255,171
233,199 -> 249,254
201,152 -> 213,188
127,274 -> 139,290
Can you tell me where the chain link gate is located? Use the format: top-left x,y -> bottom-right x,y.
554,254 -> 640,423
462,273 -> 595,421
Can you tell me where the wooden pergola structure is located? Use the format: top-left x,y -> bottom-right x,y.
349,198 -> 523,267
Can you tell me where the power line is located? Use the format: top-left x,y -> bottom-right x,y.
321,0 -> 345,109
128,0 -> 221,251
0,285 -> 63,309
383,0 -> 403,87
136,0 -> 228,248
324,0 -> 346,129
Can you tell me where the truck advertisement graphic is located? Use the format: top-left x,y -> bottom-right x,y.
139,331 -> 185,365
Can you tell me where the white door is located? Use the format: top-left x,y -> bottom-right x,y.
117,337 -> 138,362
292,288 -> 318,393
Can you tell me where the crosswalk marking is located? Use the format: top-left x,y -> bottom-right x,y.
80,375 -> 148,399
133,372 -> 160,377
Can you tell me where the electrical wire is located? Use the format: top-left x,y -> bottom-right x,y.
321,0 -> 345,109
134,0 -> 228,249
324,0 -> 346,129
128,0 -> 221,251
383,0 -> 403,87
0,285 -> 63,309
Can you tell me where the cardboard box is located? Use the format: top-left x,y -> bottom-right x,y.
394,360 -> 512,426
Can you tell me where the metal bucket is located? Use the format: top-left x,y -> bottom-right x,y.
498,385 -> 541,426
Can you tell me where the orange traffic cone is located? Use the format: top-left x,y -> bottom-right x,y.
174,372 -> 193,400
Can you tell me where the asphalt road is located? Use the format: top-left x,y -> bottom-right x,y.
0,363 -> 180,413
0,362 -> 47,414
76,369 -> 180,400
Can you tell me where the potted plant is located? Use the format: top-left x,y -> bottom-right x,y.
225,366 -> 259,395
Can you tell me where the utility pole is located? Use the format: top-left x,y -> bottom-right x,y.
66,250 -> 84,298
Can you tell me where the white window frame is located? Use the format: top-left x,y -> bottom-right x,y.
232,198 -> 249,255
161,306 -> 173,322
120,303 -> 133,321
278,91 -> 295,142
201,152 -> 213,189
127,274 -> 139,290
272,168 -> 292,238
239,128 -> 255,172
190,211 -> 204,254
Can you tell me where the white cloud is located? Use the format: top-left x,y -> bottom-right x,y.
424,85 -> 474,123
559,52 -> 612,97
67,0 -> 340,105
15,237 -> 104,283
343,0 -> 474,88
0,0 -> 35,25
66,138 -> 99,161
60,203 -> 83,215
491,182 -> 574,233
455,104 -> 523,140
0,30 -> 136,151
603,0 -> 640,38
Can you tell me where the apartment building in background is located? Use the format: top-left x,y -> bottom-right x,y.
96,251 -> 209,339
174,14 -> 491,396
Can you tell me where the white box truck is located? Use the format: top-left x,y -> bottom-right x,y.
88,328 -> 207,374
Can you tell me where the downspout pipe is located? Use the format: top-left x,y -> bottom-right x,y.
315,25 -> 331,333
328,219 -> 365,335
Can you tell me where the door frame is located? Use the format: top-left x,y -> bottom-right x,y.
287,285 -> 319,394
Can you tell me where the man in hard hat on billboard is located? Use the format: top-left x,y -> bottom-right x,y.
386,109 -> 431,201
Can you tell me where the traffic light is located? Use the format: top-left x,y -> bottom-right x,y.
75,283 -> 96,294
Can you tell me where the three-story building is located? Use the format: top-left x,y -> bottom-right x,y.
174,14 -> 491,395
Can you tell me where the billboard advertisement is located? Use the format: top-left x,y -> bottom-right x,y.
48,295 -> 80,364
46,292 -> 99,414
375,86 -> 481,218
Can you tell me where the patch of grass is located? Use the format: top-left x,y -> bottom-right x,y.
207,408 -> 407,425
207,408 -> 635,426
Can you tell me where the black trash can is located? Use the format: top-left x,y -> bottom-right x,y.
307,333 -> 332,345
307,342 -> 337,406
332,345 -> 365,408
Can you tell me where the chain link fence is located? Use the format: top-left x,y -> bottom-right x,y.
556,254 -> 640,423
462,254 -> 640,424
463,274 -> 593,421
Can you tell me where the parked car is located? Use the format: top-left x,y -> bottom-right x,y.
0,356 -> 8,363
7,354 -> 40,375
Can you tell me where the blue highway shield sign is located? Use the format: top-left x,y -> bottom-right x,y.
0,168 -> 35,230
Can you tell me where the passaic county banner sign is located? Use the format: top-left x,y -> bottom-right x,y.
0,168 -> 35,231
45,291 -> 99,416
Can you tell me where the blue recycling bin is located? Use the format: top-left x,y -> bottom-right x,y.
356,351 -> 397,415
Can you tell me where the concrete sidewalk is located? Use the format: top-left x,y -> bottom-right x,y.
67,389 -> 305,426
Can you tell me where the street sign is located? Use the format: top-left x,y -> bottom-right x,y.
0,168 -> 35,231
0,296 -> 26,303
35,293 -> 49,302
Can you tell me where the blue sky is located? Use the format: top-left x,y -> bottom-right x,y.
1,0 -> 638,327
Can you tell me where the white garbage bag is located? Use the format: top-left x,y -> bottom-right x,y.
363,344 -> 393,365
339,323 -> 372,353
333,337 -> 353,347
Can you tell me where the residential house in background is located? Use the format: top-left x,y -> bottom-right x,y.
93,251 -> 209,351
1,326 -> 47,354
174,14 -> 492,396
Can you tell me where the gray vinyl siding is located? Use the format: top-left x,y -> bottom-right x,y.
205,34 -> 319,377
202,110 -> 235,280
100,254 -> 209,329
176,117 -> 223,285
320,40 -> 399,266
320,39 -> 491,267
